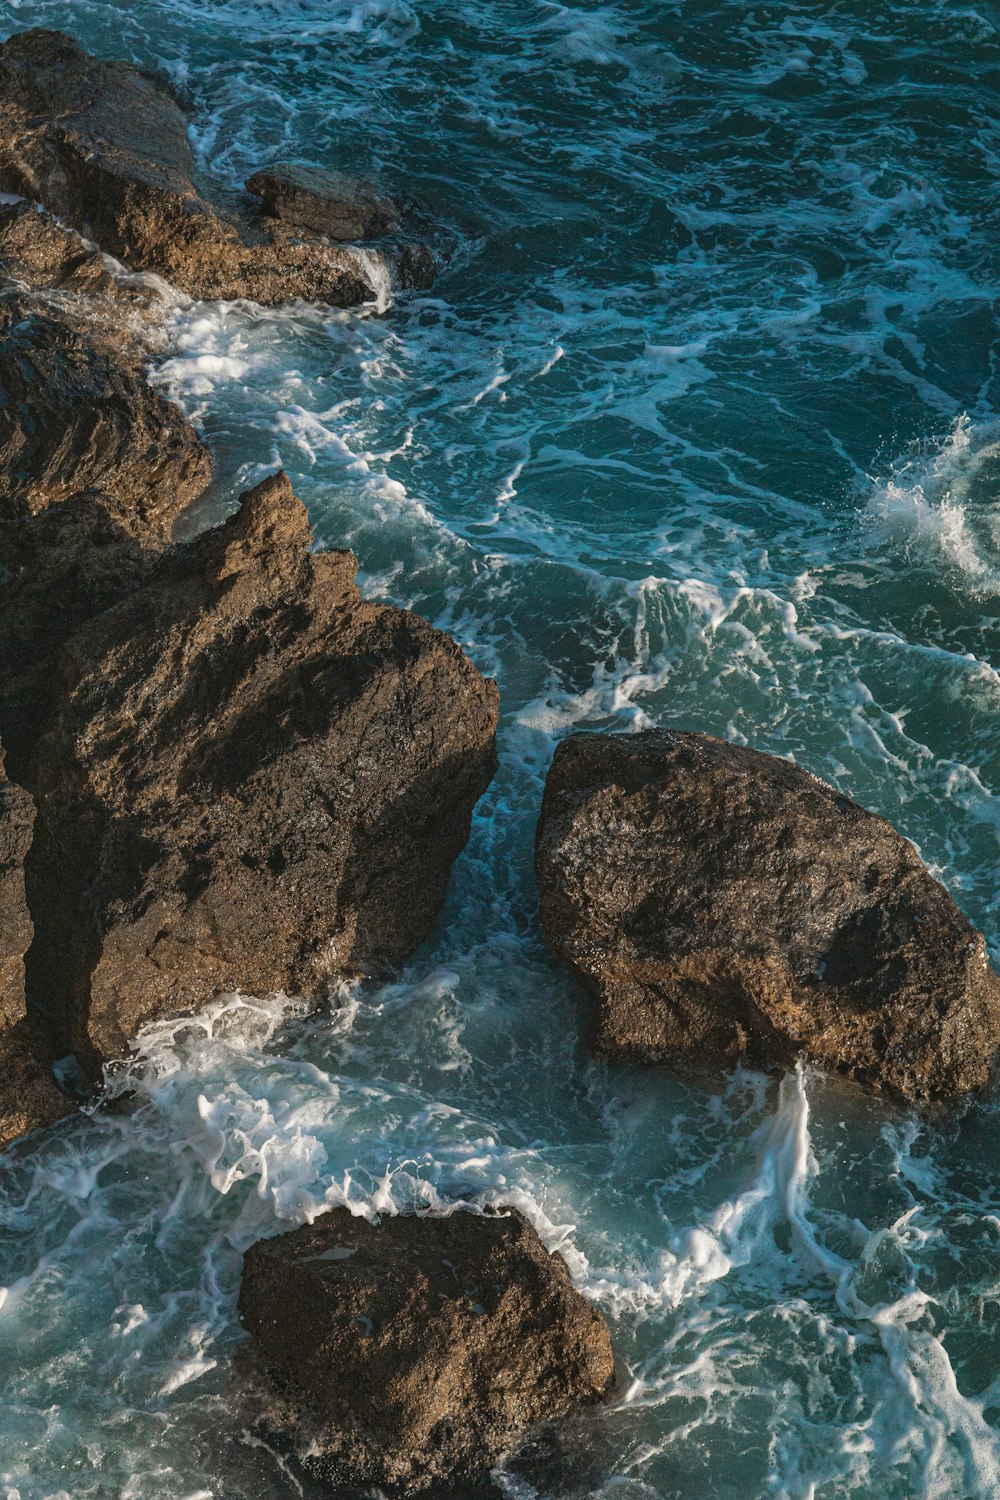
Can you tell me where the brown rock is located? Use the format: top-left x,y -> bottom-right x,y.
0,290 -> 211,529
0,200 -> 211,530
237,1206 -> 615,1496
0,750 -> 72,1147
0,30 -> 427,305
0,1019 -> 74,1149
0,199 -> 118,297
246,163 -> 401,241
0,748 -> 35,1029
0,490 -> 159,777
24,472 -> 498,1079
535,730 -> 1000,1105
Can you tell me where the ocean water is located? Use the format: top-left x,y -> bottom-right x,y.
2,0 -> 1000,1495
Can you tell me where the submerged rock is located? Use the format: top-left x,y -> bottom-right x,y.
24,472 -> 498,1078
237,1207 -> 615,1496
536,730 -> 1000,1105
0,751 -> 71,1146
0,202 -> 211,530
0,29 -> 430,305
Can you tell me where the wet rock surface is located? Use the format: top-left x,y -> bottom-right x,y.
536,729 -> 1000,1106
246,163 -> 403,241
0,202 -> 212,530
237,1206 -> 615,1496
22,472 -> 498,1080
0,751 -> 71,1146
0,29 -> 431,305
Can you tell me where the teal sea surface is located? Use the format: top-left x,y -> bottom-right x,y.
2,1 -> 1000,1495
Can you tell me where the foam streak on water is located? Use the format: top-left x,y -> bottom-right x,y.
3,0 -> 1000,1495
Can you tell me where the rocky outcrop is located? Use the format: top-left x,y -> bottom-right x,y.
22,472 -> 498,1080
0,201 -> 212,530
0,198 -> 118,297
0,30 -> 432,304
0,490 -> 158,776
246,164 -> 402,241
237,1206 -> 615,1496
536,730 -> 1000,1106
0,751 -> 72,1146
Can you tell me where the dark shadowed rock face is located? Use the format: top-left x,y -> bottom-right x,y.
0,751 -> 71,1146
24,472 -> 498,1078
0,490 -> 159,778
0,202 -> 212,531
536,730 -> 1000,1106
237,1207 -> 615,1496
0,30 -> 428,305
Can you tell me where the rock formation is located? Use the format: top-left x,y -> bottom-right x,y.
0,490 -> 158,777
22,472 -> 498,1080
246,163 -> 402,241
0,201 -> 212,531
0,750 -> 72,1147
0,30 -> 433,304
237,1206 -> 615,1495
536,730 -> 1000,1105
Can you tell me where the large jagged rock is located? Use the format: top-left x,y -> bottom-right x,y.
536,730 -> 1000,1106
237,1207 -> 615,1496
0,750 -> 72,1147
23,472 -> 498,1079
0,202 -> 211,530
0,30 -> 430,304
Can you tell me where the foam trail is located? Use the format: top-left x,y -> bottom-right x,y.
343,245 -> 394,313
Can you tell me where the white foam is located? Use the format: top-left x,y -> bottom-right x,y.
867,414 -> 1000,595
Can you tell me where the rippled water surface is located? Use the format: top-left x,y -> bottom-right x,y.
3,0 -> 1000,1495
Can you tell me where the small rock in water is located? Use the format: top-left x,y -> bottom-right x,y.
536,729 -> 1000,1105
23,472 -> 498,1080
237,1206 -> 615,1496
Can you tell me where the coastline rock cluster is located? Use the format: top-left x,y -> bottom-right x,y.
0,29 -> 435,304
0,32 -> 494,1127
4,21 -> 1000,1498
238,1207 -> 616,1496
0,200 -> 212,531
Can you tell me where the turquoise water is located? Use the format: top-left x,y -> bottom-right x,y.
3,0 -> 1000,1495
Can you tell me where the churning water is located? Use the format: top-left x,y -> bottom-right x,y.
3,0 -> 1000,1495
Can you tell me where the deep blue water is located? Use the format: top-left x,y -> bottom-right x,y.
3,1 -> 1000,1495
